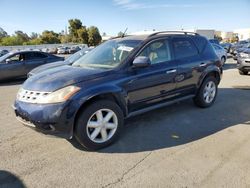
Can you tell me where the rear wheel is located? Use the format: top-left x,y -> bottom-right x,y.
75,100 -> 124,150
193,77 -> 218,108
239,70 -> 248,75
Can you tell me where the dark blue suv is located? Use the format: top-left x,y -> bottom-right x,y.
13,31 -> 222,150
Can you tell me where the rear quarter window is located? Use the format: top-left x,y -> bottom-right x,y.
190,36 -> 208,53
173,38 -> 198,59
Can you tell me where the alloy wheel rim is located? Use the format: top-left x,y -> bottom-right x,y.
86,109 -> 118,143
203,81 -> 216,103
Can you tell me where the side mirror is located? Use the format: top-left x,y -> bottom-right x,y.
132,56 -> 151,68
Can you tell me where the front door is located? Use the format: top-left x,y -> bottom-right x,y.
0,53 -> 25,80
126,39 -> 178,112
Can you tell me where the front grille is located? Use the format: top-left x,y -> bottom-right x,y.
17,89 -> 51,103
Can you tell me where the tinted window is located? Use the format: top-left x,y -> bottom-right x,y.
25,52 -> 47,60
34,52 -> 47,59
191,36 -> 208,53
173,38 -> 198,59
139,40 -> 172,64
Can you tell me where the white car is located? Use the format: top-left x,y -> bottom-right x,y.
57,47 -> 69,54
212,44 -> 227,65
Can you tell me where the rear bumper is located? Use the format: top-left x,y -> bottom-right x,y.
13,100 -> 75,139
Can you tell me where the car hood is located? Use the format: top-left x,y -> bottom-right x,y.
22,65 -> 111,92
29,61 -> 67,76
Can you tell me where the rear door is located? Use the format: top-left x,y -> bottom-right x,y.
172,36 -> 205,96
126,38 -> 178,112
23,52 -> 48,73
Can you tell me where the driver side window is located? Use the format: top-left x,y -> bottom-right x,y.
9,54 -> 20,61
139,40 -> 172,64
5,54 -> 25,63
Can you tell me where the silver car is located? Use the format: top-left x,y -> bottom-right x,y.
212,44 -> 227,65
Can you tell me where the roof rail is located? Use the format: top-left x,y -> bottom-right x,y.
148,31 -> 199,38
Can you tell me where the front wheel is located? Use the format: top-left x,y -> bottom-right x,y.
221,56 -> 226,66
239,70 -> 248,75
193,77 -> 218,108
75,100 -> 124,150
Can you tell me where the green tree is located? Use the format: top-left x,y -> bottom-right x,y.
30,32 -> 38,39
15,30 -> 30,43
0,36 -> 23,46
23,38 -> 41,45
0,27 -> 8,40
40,30 -> 60,44
87,26 -> 102,46
68,19 -> 83,42
77,26 -> 88,44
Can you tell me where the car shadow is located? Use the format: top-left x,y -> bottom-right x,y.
0,170 -> 26,188
69,88 -> 250,153
223,62 -> 237,70
0,78 -> 26,86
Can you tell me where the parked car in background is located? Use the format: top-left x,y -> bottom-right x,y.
68,46 -> 81,54
41,48 -> 49,53
28,48 -> 92,77
0,49 -> 9,57
209,39 -> 220,45
57,47 -> 70,54
237,48 -> 250,75
231,40 -> 249,55
220,43 -> 232,53
14,31 -> 222,150
48,48 -> 58,54
233,43 -> 250,60
79,44 -> 88,49
0,51 -> 64,81
212,43 -> 227,65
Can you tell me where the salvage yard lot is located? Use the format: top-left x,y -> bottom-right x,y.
1,57 -> 250,187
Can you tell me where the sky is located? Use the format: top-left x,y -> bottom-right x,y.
0,0 -> 250,36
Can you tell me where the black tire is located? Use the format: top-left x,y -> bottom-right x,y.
239,70 -> 248,75
75,100 -> 124,150
193,76 -> 218,108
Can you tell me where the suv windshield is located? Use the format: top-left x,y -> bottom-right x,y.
73,39 -> 142,69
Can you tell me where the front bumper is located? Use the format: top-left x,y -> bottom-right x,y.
13,100 -> 75,139
237,58 -> 250,71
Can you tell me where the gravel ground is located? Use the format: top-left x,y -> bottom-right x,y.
0,57 -> 250,188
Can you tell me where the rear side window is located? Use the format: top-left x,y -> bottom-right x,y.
25,52 -> 47,60
191,36 -> 208,53
173,38 -> 198,59
33,52 -> 47,59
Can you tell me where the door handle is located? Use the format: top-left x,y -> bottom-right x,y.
166,69 -> 177,74
199,63 -> 207,67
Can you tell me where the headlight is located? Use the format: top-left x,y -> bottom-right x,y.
239,53 -> 249,58
17,86 -> 80,104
